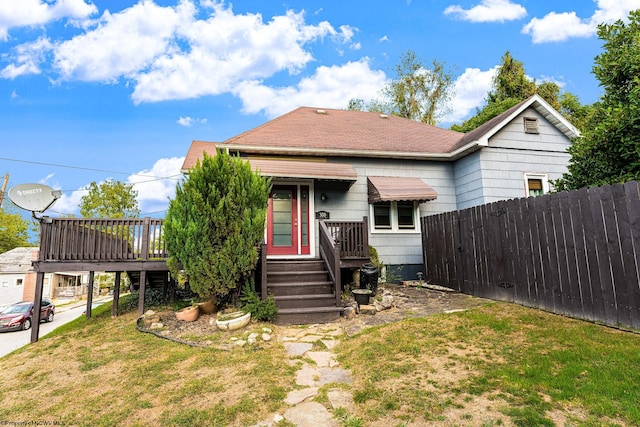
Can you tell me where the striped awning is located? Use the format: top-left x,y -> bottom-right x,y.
367,176 -> 438,203
248,158 -> 357,182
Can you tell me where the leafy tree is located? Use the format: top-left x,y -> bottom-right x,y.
0,206 -> 32,252
555,11 -> 640,190
348,50 -> 454,125
79,179 -> 140,218
164,150 -> 271,305
558,92 -> 594,132
452,50 -> 590,133
487,51 -> 537,104
450,98 -> 521,133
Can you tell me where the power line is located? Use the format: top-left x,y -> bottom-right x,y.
0,156 -> 183,181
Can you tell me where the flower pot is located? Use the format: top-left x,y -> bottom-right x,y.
216,311 -> 251,331
175,305 -> 200,322
197,300 -> 216,315
352,288 -> 372,306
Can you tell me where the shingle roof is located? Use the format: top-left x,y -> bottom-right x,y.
223,107 -> 465,155
181,96 -> 578,171
0,247 -> 38,273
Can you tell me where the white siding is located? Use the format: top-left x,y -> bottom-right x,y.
455,107 -> 572,208
312,157 -> 456,267
0,273 -> 26,305
454,151 -> 485,209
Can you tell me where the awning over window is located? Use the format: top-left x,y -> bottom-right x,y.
248,159 -> 358,182
367,176 -> 438,203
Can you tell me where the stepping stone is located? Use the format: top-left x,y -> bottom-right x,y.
283,401 -> 338,427
296,366 -> 353,386
284,387 -> 319,405
327,388 -> 354,410
284,342 -> 313,357
320,339 -> 339,350
306,351 -> 334,367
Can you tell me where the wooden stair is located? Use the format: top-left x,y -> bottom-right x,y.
266,259 -> 343,325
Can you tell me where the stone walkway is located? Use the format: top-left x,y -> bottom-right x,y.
251,323 -> 355,427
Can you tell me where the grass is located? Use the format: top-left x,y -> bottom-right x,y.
335,303 -> 640,426
1,301 -> 639,426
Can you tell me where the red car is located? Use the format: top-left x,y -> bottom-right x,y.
0,300 -> 55,332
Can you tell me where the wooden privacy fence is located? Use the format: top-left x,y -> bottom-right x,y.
421,181 -> 640,330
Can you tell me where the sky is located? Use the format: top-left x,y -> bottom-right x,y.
1,0 -> 639,224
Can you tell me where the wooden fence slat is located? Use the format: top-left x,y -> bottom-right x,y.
420,181 -> 640,331
591,185 -> 620,326
623,181 -> 640,329
610,184 -> 633,327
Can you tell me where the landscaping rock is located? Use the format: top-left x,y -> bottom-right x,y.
359,304 -> 377,315
284,387 -> 319,405
284,342 -> 313,357
283,401 -> 338,427
327,388 -> 354,410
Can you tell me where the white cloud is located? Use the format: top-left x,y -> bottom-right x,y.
522,0 -> 640,43
131,5 -> 350,104
177,116 -> 207,127
522,11 -> 593,43
442,66 -> 498,124
0,0 -> 97,41
233,58 -> 388,118
128,157 -> 184,215
50,184 -> 86,216
53,1 -> 196,82
50,157 -> 184,217
177,116 -> 194,127
444,0 -> 527,23
1,36 -> 53,79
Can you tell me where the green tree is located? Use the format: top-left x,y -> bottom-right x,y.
164,150 -> 271,304
0,206 -> 32,252
347,50 -> 454,125
79,179 -> 140,218
488,51 -> 537,104
452,50 -> 590,133
555,11 -> 640,190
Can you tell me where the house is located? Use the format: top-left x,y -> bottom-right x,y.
0,247 -> 90,306
181,94 -> 579,323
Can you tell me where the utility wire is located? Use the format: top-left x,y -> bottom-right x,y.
0,156 -> 183,181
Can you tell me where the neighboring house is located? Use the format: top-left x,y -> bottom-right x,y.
0,247 -> 90,305
181,94 -> 579,281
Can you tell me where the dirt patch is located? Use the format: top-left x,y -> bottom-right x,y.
341,283 -> 490,335
138,283 -> 490,346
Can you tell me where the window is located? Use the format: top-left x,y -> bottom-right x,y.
525,174 -> 549,197
524,117 -> 539,134
371,201 -> 418,232
16,279 -> 23,287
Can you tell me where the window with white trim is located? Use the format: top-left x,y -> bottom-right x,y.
524,173 -> 549,197
371,201 -> 419,232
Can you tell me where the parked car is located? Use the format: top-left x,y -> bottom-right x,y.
0,300 -> 55,332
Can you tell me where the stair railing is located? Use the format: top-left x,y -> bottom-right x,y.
319,220 -> 342,306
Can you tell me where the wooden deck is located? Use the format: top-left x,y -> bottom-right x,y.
31,216 -> 371,340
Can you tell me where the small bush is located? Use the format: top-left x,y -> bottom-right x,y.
240,280 -> 278,322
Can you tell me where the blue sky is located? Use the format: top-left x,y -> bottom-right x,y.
1,0 -> 638,222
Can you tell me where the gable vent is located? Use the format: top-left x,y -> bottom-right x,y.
524,117 -> 539,134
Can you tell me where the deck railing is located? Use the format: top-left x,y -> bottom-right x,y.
39,217 -> 168,262
324,217 -> 369,259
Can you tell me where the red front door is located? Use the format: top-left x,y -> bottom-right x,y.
267,185 -> 310,256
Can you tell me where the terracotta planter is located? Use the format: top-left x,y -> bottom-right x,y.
216,311 -> 251,331
175,305 -> 200,322
197,300 -> 216,315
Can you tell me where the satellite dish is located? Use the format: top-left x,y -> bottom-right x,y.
8,183 -> 62,214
